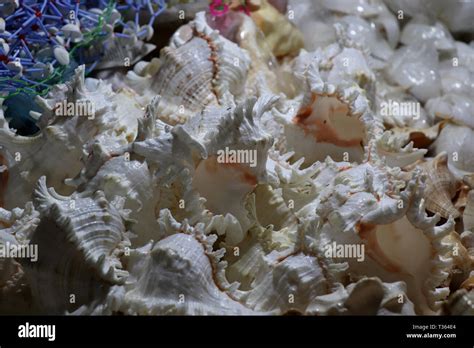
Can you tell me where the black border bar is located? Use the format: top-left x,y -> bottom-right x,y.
0,315 -> 472,345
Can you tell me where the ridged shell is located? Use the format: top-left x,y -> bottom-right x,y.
73,154 -> 159,247
310,156 -> 455,314
127,12 -> 251,125
274,57 -> 381,164
21,177 -> 129,314
98,223 -> 255,315
133,96 -> 277,246
0,66 -> 142,210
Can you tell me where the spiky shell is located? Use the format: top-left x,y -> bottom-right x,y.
133,96 -> 277,246
92,222 -> 255,315
274,57 -> 381,164
20,177 -> 130,314
0,66 -> 143,210
308,157 -> 455,314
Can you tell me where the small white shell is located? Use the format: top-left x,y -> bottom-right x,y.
53,46 -> 70,66
400,21 -> 455,51
385,42 -> 441,103
431,123 -> 474,179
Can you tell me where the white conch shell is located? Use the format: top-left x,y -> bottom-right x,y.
230,251 -> 342,314
134,96 -> 277,246
71,153 -> 158,247
309,155 -> 455,314
21,177 -> 130,313
93,221 -> 255,315
274,59 -> 381,164
126,12 -> 251,125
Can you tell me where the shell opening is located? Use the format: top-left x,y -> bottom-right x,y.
292,93 -> 366,163
360,217 -> 435,314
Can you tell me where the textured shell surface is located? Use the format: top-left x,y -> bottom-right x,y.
404,153 -> 461,219
0,66 -> 143,210
307,154 -> 456,314
132,95 -> 277,247
101,228 -> 256,315
20,177 -> 130,314
273,54 -> 382,165
123,12 -> 251,125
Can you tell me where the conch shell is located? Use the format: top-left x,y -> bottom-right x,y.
126,12 -> 251,125
272,48 -> 384,164
309,152 -> 455,314
95,221 -> 255,315
133,96 -> 277,246
21,177 -> 130,314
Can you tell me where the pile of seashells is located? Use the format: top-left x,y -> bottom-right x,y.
0,0 -> 473,315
